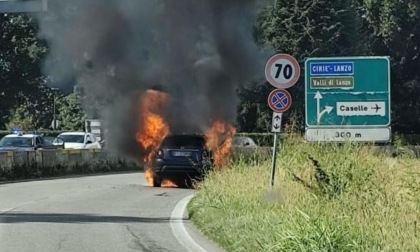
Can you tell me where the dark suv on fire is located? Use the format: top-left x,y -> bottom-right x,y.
151,134 -> 213,187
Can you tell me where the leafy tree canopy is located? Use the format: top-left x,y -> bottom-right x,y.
1,1 -> 419,133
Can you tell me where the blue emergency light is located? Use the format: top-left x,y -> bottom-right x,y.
11,127 -> 23,134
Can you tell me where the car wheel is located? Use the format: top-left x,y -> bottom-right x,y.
153,176 -> 161,187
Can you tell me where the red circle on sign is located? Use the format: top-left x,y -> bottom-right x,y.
265,54 -> 300,89
267,89 -> 293,113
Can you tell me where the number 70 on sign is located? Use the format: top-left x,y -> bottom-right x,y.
265,54 -> 301,89
274,63 -> 293,79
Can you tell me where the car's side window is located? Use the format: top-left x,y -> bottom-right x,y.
86,135 -> 92,143
35,137 -> 41,146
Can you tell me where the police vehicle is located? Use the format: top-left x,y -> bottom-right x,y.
0,129 -> 64,151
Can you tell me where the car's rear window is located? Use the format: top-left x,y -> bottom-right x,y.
0,137 -> 33,147
161,136 -> 205,148
59,135 -> 85,143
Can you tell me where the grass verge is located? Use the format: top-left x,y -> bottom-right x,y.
188,135 -> 420,252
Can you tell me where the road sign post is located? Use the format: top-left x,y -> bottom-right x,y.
270,112 -> 282,187
267,91 -> 290,188
265,53 -> 300,187
305,56 -> 391,142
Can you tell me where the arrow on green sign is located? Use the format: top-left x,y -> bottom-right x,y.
314,91 -> 334,124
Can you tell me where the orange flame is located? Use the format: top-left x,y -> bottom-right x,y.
205,120 -> 236,169
135,89 -> 170,186
144,167 -> 155,187
135,90 -> 235,185
161,179 -> 179,188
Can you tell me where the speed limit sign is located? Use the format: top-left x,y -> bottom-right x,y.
265,54 -> 301,89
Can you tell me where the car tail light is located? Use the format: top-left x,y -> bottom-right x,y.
156,149 -> 164,158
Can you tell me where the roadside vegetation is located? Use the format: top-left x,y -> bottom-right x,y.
189,134 -> 420,251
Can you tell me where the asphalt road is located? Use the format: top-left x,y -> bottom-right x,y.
0,173 -> 224,252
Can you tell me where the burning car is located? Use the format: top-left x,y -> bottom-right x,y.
135,89 -> 236,187
150,134 -> 213,187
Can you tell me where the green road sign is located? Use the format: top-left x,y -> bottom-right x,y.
305,56 -> 391,142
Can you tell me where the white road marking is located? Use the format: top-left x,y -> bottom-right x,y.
0,201 -> 36,214
170,194 -> 207,252
0,208 -> 14,214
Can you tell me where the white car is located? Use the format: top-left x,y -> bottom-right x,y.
55,132 -> 101,149
233,136 -> 258,148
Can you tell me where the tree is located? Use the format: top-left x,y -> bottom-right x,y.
0,13 -> 49,129
237,82 -> 272,132
238,0 -> 368,131
257,0 -> 368,60
358,0 -> 420,133
6,101 -> 36,131
56,89 -> 86,131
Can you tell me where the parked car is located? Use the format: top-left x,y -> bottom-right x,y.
0,131 -> 64,151
232,135 -> 272,158
54,132 -> 101,149
151,134 -> 213,187
233,136 -> 258,148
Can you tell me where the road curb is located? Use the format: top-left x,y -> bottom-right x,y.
170,194 -> 226,252
170,194 -> 207,252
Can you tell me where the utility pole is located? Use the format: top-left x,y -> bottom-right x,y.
51,87 -> 59,130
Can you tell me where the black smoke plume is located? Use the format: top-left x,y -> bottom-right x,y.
37,0 -> 270,158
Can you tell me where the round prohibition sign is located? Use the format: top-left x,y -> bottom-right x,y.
268,89 -> 293,113
265,54 -> 300,89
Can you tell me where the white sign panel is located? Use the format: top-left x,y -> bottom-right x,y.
336,101 -> 386,117
51,119 -> 60,129
305,127 -> 391,142
271,112 -> 283,133
265,54 -> 300,89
